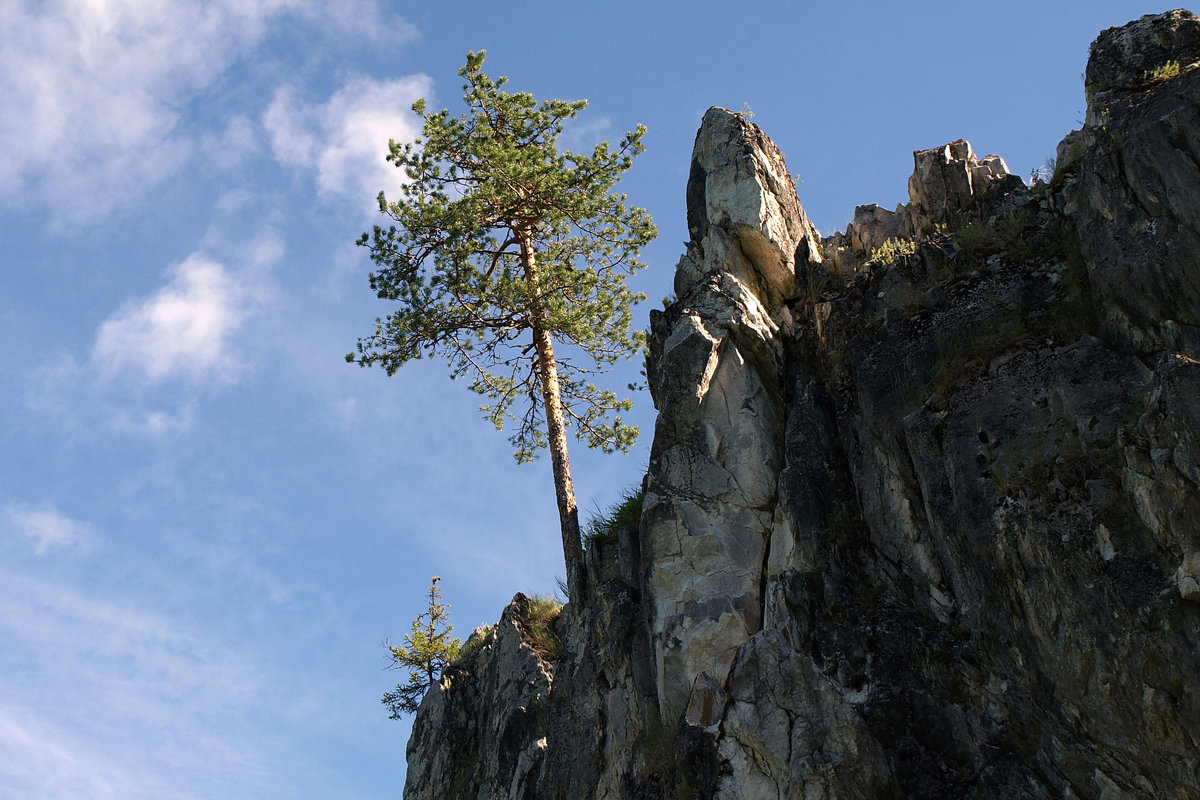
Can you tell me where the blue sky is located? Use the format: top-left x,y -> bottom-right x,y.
0,1 -> 1165,797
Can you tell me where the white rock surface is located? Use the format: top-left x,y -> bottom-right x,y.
1175,550 -> 1200,601
680,107 -> 823,307
644,108 -> 805,711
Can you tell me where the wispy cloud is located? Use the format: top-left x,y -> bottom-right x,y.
0,0 -> 414,222
23,218 -> 283,433
93,255 -> 252,384
264,74 -> 432,205
3,504 -> 94,555
0,570 -> 283,800
110,405 -> 197,435
0,706 -> 192,800
559,114 -> 614,154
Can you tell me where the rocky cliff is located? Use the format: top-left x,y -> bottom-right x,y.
403,11 -> 1200,799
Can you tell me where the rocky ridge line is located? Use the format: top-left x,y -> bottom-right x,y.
403,11 -> 1200,800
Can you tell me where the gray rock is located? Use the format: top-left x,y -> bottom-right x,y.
534,546 -> 658,800
643,268 -> 784,712
682,107 -> 823,308
1122,351 -> 1200,555
1175,550 -> 1200,600
845,202 -> 912,255
402,594 -> 553,800
1084,9 -> 1200,121
403,13 -> 1200,800
907,139 -> 1014,236
715,629 -> 899,800
1067,11 -> 1200,356
683,671 -> 725,730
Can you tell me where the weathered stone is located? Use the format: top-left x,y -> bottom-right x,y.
907,139 -> 1016,236
682,107 -> 823,308
644,269 -> 784,711
1175,550 -> 1200,600
1066,43 -> 1200,356
715,629 -> 899,800
641,110 -> 814,715
846,202 -> 912,254
683,671 -> 725,729
402,595 -> 553,800
535,549 -> 658,800
1084,9 -> 1200,120
834,145 -> 1018,265
1122,351 -> 1200,556
403,13 -> 1200,800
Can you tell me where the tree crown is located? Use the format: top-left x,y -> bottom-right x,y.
349,51 -> 656,462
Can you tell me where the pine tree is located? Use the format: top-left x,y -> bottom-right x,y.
349,52 -> 656,600
383,576 -> 461,718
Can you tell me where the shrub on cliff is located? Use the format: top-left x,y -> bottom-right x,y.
383,576 -> 461,718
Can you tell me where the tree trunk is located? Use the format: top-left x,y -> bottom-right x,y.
520,233 -> 585,601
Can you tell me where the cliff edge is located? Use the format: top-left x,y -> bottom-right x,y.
404,11 -> 1200,799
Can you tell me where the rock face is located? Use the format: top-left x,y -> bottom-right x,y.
1064,9 -> 1200,356
1084,9 -> 1200,118
676,107 -> 823,305
402,596 -> 553,800
403,12 -> 1200,800
906,140 -> 1018,236
642,108 -> 801,715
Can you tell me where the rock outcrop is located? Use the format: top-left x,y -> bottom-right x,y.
642,108 -> 801,716
676,107 -> 823,307
1064,9 -> 1200,356
403,11 -> 1200,800
831,140 -> 1021,269
403,596 -> 553,800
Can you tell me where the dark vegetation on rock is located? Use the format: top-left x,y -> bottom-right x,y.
402,11 -> 1200,799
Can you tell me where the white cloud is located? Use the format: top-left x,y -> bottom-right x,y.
110,405 -> 197,435
330,396 -> 359,426
264,74 -> 431,204
0,571 -> 281,800
4,504 -> 93,555
198,114 -> 264,173
93,255 -> 250,384
559,114 -> 614,154
0,0 -> 413,221
0,709 -> 133,800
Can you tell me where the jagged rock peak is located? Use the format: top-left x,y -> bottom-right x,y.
1066,8 -> 1200,356
676,107 -> 822,307
907,140 -> 1016,234
402,594 -> 553,800
830,138 -> 1021,268
1085,9 -> 1200,117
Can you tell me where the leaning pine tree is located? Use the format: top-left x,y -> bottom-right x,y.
348,52 -> 656,600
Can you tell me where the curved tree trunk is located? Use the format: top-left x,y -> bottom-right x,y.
521,233 -> 585,600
